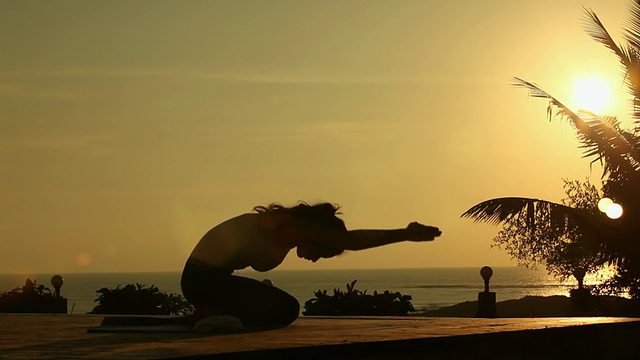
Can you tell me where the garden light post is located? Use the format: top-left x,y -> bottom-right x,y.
51,275 -> 63,298
50,275 -> 68,313
572,268 -> 586,290
570,267 -> 591,315
476,266 -> 497,318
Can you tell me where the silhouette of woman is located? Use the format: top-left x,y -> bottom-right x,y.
180,202 -> 441,329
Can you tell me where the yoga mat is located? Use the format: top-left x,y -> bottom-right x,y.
87,315 -> 244,333
88,316 -> 192,333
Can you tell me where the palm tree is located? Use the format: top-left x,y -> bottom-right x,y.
462,2 -> 640,297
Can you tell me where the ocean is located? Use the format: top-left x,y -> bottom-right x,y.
0,267 -> 576,315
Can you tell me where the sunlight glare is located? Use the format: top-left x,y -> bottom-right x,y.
597,197 -> 613,213
75,252 -> 93,267
605,203 -> 623,219
573,78 -> 612,113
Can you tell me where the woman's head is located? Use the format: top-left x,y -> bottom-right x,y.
253,202 -> 346,231
255,202 -> 347,260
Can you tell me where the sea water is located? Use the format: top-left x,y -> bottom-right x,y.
0,267 -> 575,315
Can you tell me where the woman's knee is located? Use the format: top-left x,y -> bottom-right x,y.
279,295 -> 300,325
242,291 -> 299,328
264,299 -> 299,327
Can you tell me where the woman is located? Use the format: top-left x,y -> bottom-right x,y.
180,202 -> 441,330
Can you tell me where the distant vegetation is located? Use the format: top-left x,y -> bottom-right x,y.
463,2 -> 640,299
422,295 -> 640,318
89,283 -> 193,315
0,279 -> 66,313
303,280 -> 415,316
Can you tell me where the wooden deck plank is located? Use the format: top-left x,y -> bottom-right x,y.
0,314 -> 638,359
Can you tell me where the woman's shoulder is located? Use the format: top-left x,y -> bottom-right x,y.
253,211 -> 296,231
211,211 -> 295,237
218,213 -> 259,227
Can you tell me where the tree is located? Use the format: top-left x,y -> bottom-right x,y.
0,279 -> 66,313
488,179 -> 606,280
462,1 -> 640,298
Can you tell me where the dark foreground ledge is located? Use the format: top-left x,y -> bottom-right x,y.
1,314 -> 638,359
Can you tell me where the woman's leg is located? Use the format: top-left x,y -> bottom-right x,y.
181,258 -> 299,328
222,275 -> 299,328
181,258 -> 230,311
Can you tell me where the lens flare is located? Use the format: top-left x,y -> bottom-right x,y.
75,252 -> 93,267
605,203 -> 623,219
598,197 -> 613,213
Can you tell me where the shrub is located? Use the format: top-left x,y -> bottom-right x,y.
303,280 -> 415,316
0,279 -> 65,313
89,283 -> 193,315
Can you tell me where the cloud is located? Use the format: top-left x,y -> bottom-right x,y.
0,68 -> 177,79
0,67 -> 434,85
0,83 -> 93,101
196,70 -> 432,85
235,119 -> 409,144
0,132 -> 113,153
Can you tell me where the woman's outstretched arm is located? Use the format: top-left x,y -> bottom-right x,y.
262,212 -> 441,260
342,222 -> 441,251
291,220 -> 441,252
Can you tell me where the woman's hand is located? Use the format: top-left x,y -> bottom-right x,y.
406,222 -> 441,241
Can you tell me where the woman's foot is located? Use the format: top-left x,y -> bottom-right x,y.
177,305 -> 223,324
194,315 -> 244,333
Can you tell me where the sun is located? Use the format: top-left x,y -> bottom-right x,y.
572,77 -> 612,114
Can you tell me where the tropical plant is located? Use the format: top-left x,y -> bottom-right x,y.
485,179 -> 607,279
303,280 -> 415,316
89,283 -> 194,315
0,279 -> 65,313
462,2 -> 640,298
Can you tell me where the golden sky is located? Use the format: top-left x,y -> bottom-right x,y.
0,0 -> 632,274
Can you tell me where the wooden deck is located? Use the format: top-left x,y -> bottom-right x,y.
1,314 -> 639,359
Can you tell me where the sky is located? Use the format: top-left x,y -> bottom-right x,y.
0,0 -> 634,274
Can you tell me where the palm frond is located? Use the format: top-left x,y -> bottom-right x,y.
461,197 -> 578,226
583,7 -> 631,66
624,0 -> 640,82
626,8 -> 640,122
512,77 -> 579,122
462,197 -> 612,241
576,111 -> 640,175
461,197 -> 538,226
514,78 -> 640,178
585,5 -> 640,121
625,1 -> 640,50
